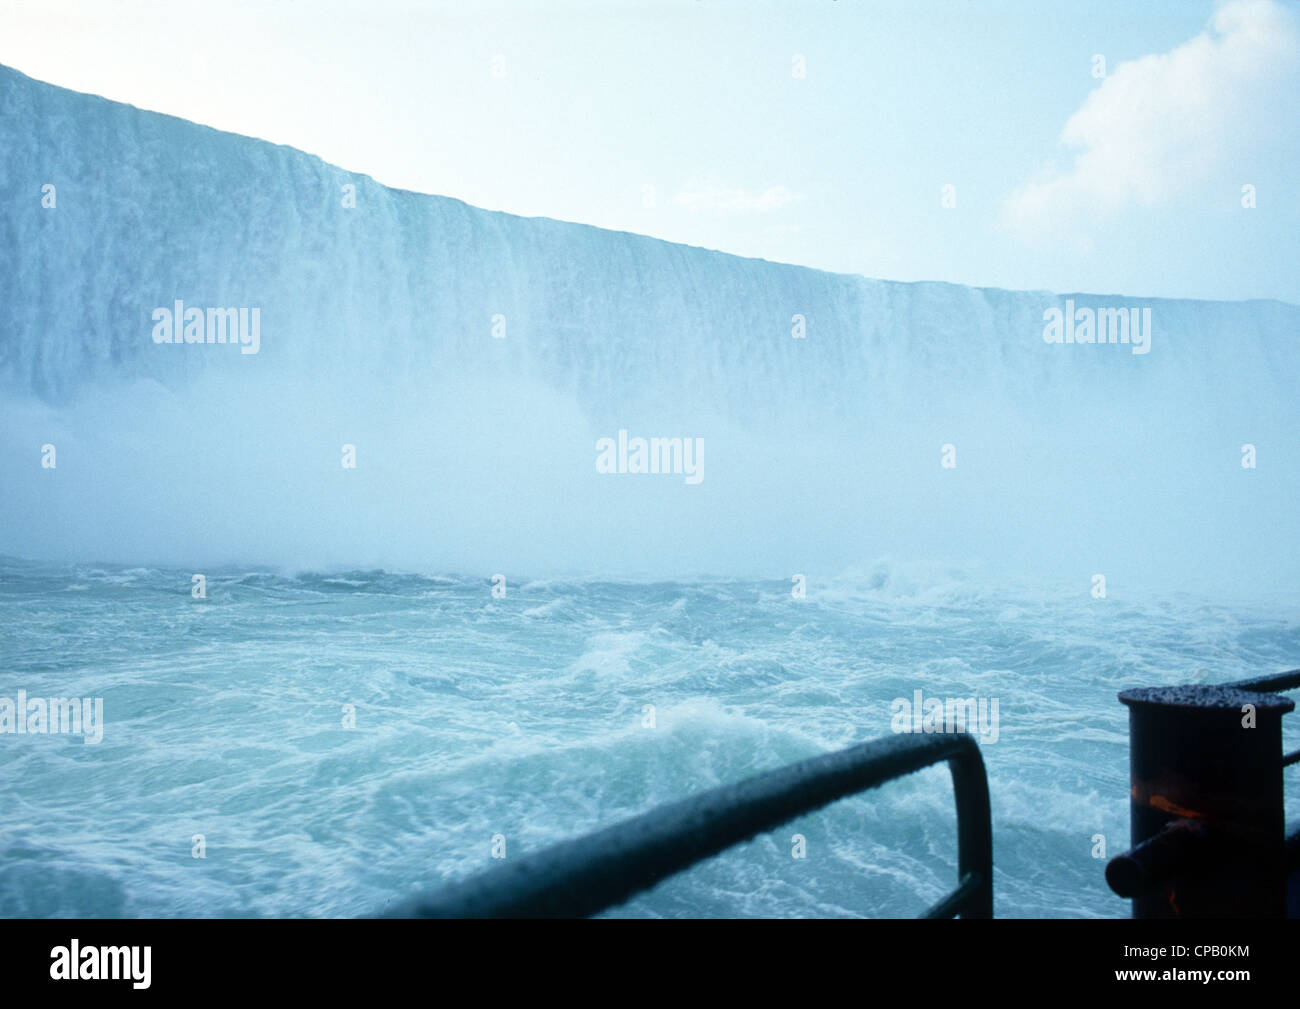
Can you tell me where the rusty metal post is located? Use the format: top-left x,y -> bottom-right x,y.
1110,685 -> 1293,918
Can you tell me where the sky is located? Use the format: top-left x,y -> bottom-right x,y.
1,0 -> 1297,303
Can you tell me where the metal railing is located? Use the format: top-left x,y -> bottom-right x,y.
383,731 -> 992,918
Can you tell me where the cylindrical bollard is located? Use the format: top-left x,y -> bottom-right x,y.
1114,684 -> 1293,918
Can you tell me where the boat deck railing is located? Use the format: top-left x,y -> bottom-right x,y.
384,666 -> 1299,919
384,730 -> 992,918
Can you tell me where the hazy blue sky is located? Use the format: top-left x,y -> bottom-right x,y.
2,0 -> 1296,302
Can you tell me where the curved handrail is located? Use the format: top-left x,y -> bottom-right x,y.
383,731 -> 992,918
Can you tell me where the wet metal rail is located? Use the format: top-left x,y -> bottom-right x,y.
1224,667 -> 1300,693
384,731 -> 992,918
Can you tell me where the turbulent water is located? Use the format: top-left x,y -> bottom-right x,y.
1,558 -> 1296,918
1,65 -> 1298,917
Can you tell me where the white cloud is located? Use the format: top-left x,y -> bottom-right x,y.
672,179 -> 806,214
1002,0 -> 1299,242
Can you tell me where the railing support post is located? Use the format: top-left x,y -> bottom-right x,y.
1110,685 -> 1293,918
949,743 -> 993,918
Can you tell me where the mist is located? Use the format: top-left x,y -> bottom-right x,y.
1,64 -> 1298,599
